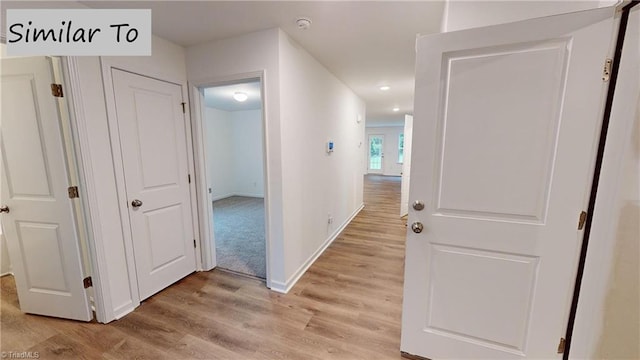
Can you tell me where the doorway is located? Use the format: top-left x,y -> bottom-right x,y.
368,134 -> 384,174
202,79 -> 267,279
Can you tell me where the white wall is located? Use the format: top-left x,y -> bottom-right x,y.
205,107 -> 234,199
442,0 -> 615,32
596,104 -> 640,359
0,234 -> 10,275
187,28 -> 286,286
205,107 -> 264,200
365,126 -> 404,176
71,35 -> 188,322
278,30 -> 366,288
232,109 -> 265,197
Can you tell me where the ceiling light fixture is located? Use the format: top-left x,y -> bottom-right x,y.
392,107 -> 400,112
379,86 -> 390,91
233,92 -> 248,102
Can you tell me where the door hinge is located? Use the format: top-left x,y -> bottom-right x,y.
193,239 -> 196,248
181,102 -> 186,114
602,58 -> 613,81
51,83 -> 64,97
68,186 -> 79,199
83,276 -> 93,289
557,337 -> 566,354
188,174 -> 191,184
578,211 -> 587,230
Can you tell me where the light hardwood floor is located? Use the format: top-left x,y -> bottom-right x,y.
1,175 -> 407,359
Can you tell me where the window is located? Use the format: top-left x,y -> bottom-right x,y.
398,133 -> 404,163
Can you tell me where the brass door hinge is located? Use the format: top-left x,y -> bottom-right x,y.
83,276 -> 93,289
578,211 -> 587,230
51,83 -> 64,97
557,337 -> 566,354
68,186 -> 79,199
602,58 -> 613,81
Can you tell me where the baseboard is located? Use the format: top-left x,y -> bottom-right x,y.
211,193 -> 234,202
268,203 -> 365,294
211,193 -> 264,202
233,192 -> 264,198
0,271 -> 13,277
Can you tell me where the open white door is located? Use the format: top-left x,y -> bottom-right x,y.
111,69 -> 196,301
400,115 -> 413,217
401,7 -> 616,359
1,57 -> 92,321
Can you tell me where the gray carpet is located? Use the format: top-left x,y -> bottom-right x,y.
213,196 -> 266,279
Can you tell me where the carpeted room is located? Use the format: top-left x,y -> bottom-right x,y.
204,80 -> 266,279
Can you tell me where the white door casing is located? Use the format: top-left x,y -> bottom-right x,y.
401,7 -> 615,360
0,57 -> 92,321
111,69 -> 196,301
400,115 -> 414,217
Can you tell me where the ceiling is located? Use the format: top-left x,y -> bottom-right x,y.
204,80 -> 262,112
1,1 -> 446,126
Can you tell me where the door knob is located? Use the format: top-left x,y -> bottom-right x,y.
412,200 -> 425,211
411,222 -> 424,234
0,205 -> 9,213
131,199 -> 143,208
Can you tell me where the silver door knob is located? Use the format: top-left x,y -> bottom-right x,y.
0,206 -> 9,213
411,222 -> 424,234
131,199 -> 143,208
412,200 -> 425,211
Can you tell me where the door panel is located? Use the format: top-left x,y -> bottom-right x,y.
1,57 -> 91,321
401,7 -> 615,359
112,69 -> 196,300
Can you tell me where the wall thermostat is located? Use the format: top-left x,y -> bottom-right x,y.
327,141 -> 334,153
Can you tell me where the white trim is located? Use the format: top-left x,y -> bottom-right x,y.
189,71 -> 273,286
64,56 -> 112,323
211,193 -> 265,202
100,60 -> 143,316
0,272 -> 14,277
269,203 -> 364,294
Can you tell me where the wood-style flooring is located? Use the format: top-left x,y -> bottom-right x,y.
1,175 -> 407,359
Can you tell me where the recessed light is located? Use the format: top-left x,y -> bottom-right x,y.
379,85 -> 390,91
392,107 -> 400,112
233,92 -> 248,102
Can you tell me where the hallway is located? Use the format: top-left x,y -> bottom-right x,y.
1,175 -> 407,359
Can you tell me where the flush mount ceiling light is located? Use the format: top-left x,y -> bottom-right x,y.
296,17 -> 312,30
233,92 -> 248,102
379,85 -> 390,91
392,107 -> 400,112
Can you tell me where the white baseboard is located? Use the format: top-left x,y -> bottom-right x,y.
268,203 -> 365,294
0,271 -> 14,277
211,193 -> 264,202
211,193 -> 234,202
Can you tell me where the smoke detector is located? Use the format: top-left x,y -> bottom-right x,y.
296,17 -> 312,30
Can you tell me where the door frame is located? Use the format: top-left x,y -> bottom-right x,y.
367,134 -> 385,174
189,70 -> 272,287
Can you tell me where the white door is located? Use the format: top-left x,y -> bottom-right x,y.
401,7 -> 615,359
112,69 -> 196,300
400,115 -> 414,216
368,134 -> 384,174
1,57 -> 92,321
